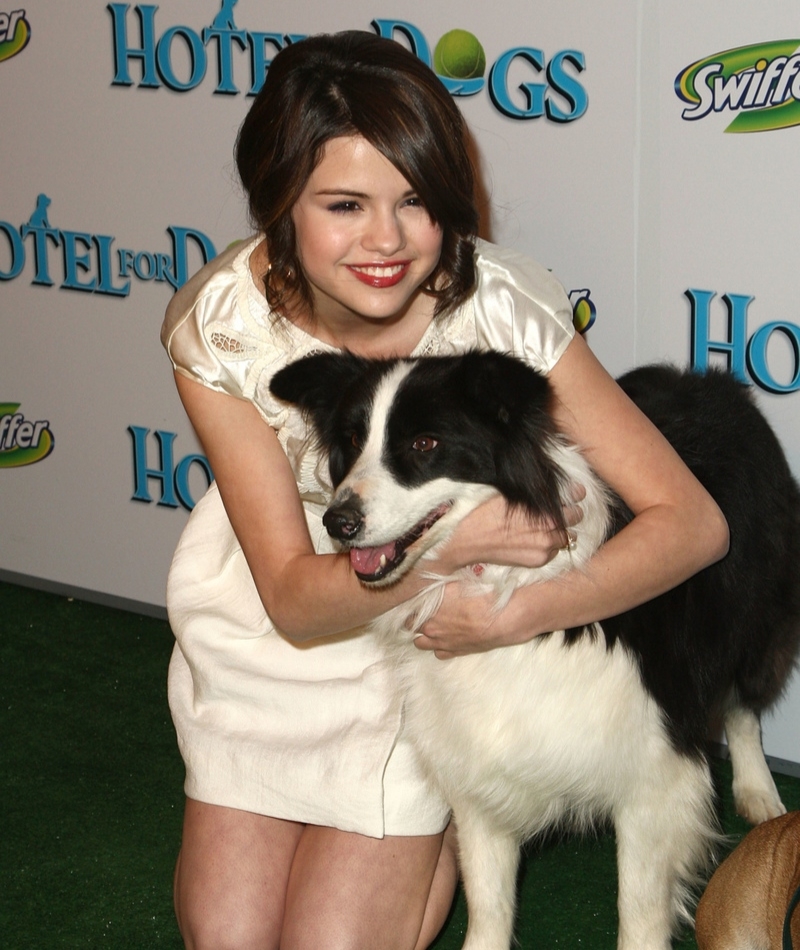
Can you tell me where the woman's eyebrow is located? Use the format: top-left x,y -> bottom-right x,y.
314,188 -> 417,199
315,189 -> 369,198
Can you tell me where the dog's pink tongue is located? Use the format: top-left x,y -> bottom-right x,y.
350,543 -> 396,576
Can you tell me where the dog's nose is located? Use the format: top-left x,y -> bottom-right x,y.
323,501 -> 364,541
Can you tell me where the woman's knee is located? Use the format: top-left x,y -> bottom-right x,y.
281,826 -> 452,950
174,800 -> 303,950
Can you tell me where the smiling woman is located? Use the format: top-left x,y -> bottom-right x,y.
287,135 -> 445,351
234,31 -> 479,324
159,28 -> 729,950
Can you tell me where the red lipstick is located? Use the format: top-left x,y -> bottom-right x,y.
346,262 -> 411,288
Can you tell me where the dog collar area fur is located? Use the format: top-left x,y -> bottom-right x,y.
785,883 -> 800,950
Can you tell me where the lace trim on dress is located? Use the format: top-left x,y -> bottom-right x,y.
206,324 -> 260,360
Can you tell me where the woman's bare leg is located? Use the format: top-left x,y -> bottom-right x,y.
281,822 -> 458,950
174,798 -> 304,950
173,798 -> 458,950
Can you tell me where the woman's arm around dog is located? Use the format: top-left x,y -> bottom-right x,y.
175,371 -> 582,642
414,333 -> 730,658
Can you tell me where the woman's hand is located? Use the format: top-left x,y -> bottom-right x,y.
413,580 -> 526,659
414,491 -> 584,659
425,489 -> 585,577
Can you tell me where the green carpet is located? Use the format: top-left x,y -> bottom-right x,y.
2,580 -> 798,949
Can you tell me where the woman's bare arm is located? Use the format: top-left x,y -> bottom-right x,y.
175,372 -> 434,641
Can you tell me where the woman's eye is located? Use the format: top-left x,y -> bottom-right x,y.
411,436 -> 438,453
328,201 -> 360,214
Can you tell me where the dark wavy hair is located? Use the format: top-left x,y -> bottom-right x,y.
235,31 -> 479,318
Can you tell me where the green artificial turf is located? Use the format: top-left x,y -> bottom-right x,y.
2,580 -> 798,949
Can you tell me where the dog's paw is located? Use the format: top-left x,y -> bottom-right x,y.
733,783 -> 787,824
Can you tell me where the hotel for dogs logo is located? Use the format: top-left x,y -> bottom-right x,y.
676,40 -> 800,132
107,2 -> 588,123
0,404 -> 53,467
0,194 -> 217,296
0,9 -> 30,63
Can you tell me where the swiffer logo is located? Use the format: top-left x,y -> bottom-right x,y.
0,405 -> 53,467
676,40 -> 800,133
0,9 -> 30,63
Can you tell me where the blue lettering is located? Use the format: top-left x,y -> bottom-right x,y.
106,11 -> 589,124
129,426 -> 180,507
107,3 -> 160,88
546,50 -> 588,122
174,454 -> 214,509
156,25 -> 206,91
203,23 -> 248,95
0,221 -> 24,280
489,48 -> 546,120
155,252 -> 173,282
133,250 -> 156,280
688,288 -> 800,394
129,426 -> 213,511
3,194 -> 214,295
746,322 -> 800,394
774,55 -> 800,103
687,289 -> 749,381
118,247 -> 135,278
1,413 -> 24,450
95,235 -> 130,297
247,32 -> 285,96
167,226 -> 217,289
20,198 -> 61,288
61,231 -> 98,292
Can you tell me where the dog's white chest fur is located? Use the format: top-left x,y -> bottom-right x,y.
370,442 -> 662,838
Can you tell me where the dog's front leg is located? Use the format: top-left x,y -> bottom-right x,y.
454,806 -> 521,950
614,753 -> 715,950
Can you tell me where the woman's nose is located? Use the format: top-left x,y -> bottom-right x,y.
363,208 -> 405,255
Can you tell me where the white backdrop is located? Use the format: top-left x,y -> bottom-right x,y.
2,1 -> 798,765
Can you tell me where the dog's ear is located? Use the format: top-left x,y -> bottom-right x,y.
461,350 -> 552,427
461,351 -> 568,526
269,351 -> 369,429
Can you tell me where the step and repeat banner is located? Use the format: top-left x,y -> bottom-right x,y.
2,1 -> 798,764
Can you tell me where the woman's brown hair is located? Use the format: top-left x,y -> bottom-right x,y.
235,30 -> 479,318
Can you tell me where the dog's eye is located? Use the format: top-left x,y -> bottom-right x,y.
412,436 -> 438,453
350,432 -> 361,449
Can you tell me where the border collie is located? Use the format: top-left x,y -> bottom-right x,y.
270,351 -> 800,950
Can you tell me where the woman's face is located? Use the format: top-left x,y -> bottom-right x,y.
290,135 -> 443,332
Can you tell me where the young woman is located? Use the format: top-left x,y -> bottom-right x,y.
161,31 -> 729,950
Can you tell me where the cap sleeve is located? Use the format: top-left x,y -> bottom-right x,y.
160,240 -> 258,400
472,240 -> 575,374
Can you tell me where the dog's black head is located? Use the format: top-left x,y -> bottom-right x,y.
270,350 -> 570,582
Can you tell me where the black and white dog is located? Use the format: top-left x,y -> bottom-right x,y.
270,351 -> 800,950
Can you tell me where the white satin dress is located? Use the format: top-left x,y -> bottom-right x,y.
161,235 -> 575,837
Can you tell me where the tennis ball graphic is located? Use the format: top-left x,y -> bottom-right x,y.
571,294 -> 597,334
433,29 -> 486,80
